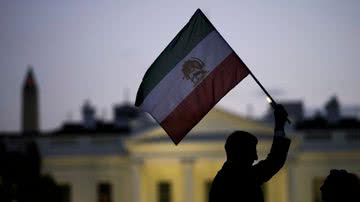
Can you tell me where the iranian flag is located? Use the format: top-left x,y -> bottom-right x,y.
135,9 -> 249,145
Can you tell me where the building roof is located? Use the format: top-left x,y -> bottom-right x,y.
130,107 -> 273,144
52,121 -> 130,135
296,116 -> 360,130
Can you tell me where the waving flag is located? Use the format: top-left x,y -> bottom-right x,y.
135,9 -> 249,145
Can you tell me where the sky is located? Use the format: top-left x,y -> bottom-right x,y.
0,0 -> 359,132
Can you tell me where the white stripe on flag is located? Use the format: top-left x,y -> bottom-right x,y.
140,30 -> 232,122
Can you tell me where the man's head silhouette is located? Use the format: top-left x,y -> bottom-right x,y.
225,131 -> 258,166
320,169 -> 360,202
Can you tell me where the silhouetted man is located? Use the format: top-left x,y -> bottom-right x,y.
209,104 -> 290,202
320,169 -> 360,202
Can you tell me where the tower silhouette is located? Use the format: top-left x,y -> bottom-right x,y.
22,66 -> 39,133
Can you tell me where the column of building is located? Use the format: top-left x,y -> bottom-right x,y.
182,158 -> 195,202
132,158 -> 143,202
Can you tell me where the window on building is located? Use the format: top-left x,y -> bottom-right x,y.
313,177 -> 325,202
59,184 -> 71,202
98,182 -> 112,202
158,181 -> 171,202
205,180 -> 212,202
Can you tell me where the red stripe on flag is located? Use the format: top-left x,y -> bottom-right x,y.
160,52 -> 249,145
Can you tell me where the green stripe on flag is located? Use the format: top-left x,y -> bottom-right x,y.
135,9 -> 215,106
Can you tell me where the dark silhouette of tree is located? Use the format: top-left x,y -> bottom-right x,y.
0,140 -> 62,202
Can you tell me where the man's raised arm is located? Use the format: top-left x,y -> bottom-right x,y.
253,104 -> 291,184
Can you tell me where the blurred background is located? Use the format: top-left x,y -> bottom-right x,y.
0,1 -> 359,202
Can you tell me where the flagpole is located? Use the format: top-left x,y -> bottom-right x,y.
245,66 -> 291,124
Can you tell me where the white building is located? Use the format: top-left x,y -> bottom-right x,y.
1,69 -> 359,202
13,107 -> 356,202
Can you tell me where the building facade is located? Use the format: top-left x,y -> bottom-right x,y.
3,106 -> 357,202
1,70 -> 360,202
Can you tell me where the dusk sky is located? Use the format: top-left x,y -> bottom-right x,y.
1,0 -> 359,132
